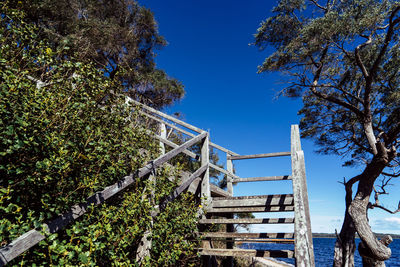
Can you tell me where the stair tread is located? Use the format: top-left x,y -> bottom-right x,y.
212,194 -> 294,208
207,205 -> 294,213
233,175 -> 292,183
199,248 -> 295,258
199,218 -> 294,224
201,232 -> 294,239
212,194 -> 293,200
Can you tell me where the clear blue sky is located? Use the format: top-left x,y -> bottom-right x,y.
143,0 -> 400,234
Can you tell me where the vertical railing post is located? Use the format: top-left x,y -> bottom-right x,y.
136,123 -> 166,263
291,125 -> 315,267
159,123 -> 166,155
226,153 -> 233,196
200,131 -> 210,209
225,153 -> 234,266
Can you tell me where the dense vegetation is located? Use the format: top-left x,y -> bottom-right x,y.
0,3 -> 199,266
8,0 -> 185,108
255,0 -> 400,266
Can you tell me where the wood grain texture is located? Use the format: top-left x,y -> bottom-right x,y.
291,124 -> 315,267
228,152 -> 291,160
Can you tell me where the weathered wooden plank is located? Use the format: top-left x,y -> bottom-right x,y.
212,194 -> 294,208
141,110 -> 197,138
139,106 -> 238,157
159,123 -> 166,154
201,232 -> 295,239
206,205 -> 294,213
209,142 -> 239,156
233,175 -> 291,183
228,152 -> 291,161
251,257 -> 294,267
160,164 -> 208,210
226,153 -> 233,195
291,124 -> 315,267
209,184 -> 230,198
199,248 -> 295,258
138,131 -> 207,178
209,163 -> 239,179
235,239 -> 294,244
199,218 -> 294,224
213,194 -> 293,200
128,97 -> 204,133
152,132 -> 199,160
200,134 -> 211,209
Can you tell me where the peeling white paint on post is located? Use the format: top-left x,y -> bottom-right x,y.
226,153 -> 233,196
201,132 -> 211,210
291,125 -> 315,267
159,123 -> 166,155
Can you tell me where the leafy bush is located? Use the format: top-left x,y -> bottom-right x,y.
0,4 -> 199,266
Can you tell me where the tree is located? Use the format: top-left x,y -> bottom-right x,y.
10,0 -> 184,108
254,0 -> 400,266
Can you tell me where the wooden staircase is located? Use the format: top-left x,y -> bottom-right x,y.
0,98 -> 314,267
197,126 -> 314,266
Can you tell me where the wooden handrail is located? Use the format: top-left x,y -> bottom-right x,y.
0,132 -> 208,266
227,152 -> 291,160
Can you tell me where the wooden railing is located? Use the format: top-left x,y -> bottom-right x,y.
0,95 -> 315,266
0,97 -> 237,266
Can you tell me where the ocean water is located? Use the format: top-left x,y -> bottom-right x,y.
241,238 -> 400,266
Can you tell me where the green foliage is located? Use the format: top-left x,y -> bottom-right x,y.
10,0 -> 185,108
255,0 -> 400,165
0,4 -> 199,265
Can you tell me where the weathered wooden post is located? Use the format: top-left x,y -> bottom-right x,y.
226,153 -> 233,196
136,123 -> 166,263
200,131 -> 211,208
159,123 -> 166,155
225,152 -> 234,266
291,125 -> 315,267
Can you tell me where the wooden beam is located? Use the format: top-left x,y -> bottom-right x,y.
128,97 -> 204,133
200,133 -> 211,208
199,248 -> 295,258
212,194 -> 294,208
151,132 -> 199,160
201,232 -> 294,239
291,124 -> 315,267
233,175 -> 291,183
138,131 -> 207,178
226,153 -> 233,195
198,218 -> 295,224
160,164 -> 208,210
137,103 -> 238,157
209,163 -> 239,179
209,184 -> 230,198
206,205 -> 294,213
228,152 -> 291,160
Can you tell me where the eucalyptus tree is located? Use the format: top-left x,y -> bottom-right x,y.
254,0 -> 400,266
11,0 -> 184,108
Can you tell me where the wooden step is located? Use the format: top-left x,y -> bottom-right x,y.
201,232 -> 294,239
207,205 -> 294,214
233,175 -> 292,183
212,194 -> 294,208
199,218 -> 294,224
199,248 -> 295,258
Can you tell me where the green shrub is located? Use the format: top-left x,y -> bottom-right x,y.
0,4 -> 199,266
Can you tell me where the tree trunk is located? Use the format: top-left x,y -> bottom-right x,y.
358,236 -> 393,267
334,174 -> 357,267
348,152 -> 392,264
334,146 -> 395,266
334,211 -> 356,267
